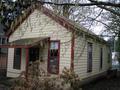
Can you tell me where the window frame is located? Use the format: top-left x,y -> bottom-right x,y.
13,48 -> 22,70
87,42 -> 93,72
100,48 -> 103,69
48,40 -> 60,74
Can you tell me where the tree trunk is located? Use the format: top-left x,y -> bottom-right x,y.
63,5 -> 70,18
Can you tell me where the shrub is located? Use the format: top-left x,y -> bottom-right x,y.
11,61 -> 81,90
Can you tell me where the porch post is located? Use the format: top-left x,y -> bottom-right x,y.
25,48 -> 29,80
47,37 -> 50,75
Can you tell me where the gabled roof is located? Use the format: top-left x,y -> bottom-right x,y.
5,2 -> 107,44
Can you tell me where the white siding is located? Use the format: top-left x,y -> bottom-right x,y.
39,43 -> 48,73
7,10 -> 72,77
74,35 -> 110,79
7,48 -> 26,77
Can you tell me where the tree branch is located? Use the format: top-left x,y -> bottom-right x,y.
39,1 -> 120,16
40,1 -> 120,7
88,0 -> 120,16
97,5 -> 120,17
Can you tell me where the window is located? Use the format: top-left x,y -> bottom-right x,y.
13,48 -> 21,69
29,47 -> 39,62
0,37 -> 2,44
48,41 -> 60,74
100,48 -> 103,69
2,38 -> 5,44
87,42 -> 92,72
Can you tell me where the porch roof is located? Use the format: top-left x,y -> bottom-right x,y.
0,37 -> 48,48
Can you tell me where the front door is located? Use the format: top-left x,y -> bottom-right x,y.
48,41 -> 60,74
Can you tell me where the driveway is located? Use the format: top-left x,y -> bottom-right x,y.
82,76 -> 120,90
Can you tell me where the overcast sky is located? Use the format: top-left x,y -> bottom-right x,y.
11,0 -> 109,36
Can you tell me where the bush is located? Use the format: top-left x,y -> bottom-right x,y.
11,61 -> 81,90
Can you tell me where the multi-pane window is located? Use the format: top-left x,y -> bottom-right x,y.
48,41 -> 60,74
87,42 -> 93,72
13,48 -> 21,69
100,48 -> 103,69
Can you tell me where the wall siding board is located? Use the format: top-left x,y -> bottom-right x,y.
74,35 -> 110,79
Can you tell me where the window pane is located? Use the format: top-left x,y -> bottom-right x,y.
50,42 -> 59,49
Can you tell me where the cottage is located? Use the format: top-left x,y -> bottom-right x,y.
2,3 -> 111,83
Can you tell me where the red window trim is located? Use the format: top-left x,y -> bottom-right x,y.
13,48 -> 22,70
47,40 -> 60,74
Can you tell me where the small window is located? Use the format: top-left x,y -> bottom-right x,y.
2,38 -> 5,44
100,48 -> 103,69
13,48 -> 21,69
0,38 -> 2,44
87,42 -> 92,72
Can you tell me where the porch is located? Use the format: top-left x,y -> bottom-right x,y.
1,37 -> 60,77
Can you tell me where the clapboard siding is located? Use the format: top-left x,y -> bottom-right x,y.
7,10 -> 72,77
7,9 -> 111,80
74,35 -> 110,79
7,48 -> 26,77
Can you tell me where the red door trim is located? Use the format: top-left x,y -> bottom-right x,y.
47,40 -> 60,74
71,34 -> 75,70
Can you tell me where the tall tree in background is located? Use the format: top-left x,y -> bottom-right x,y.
106,0 -> 120,64
0,0 -> 119,35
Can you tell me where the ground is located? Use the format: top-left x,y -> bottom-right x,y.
1,54 -> 120,90
82,76 -> 120,90
0,76 -> 120,90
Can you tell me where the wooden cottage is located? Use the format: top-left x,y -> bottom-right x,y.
2,4 -> 111,83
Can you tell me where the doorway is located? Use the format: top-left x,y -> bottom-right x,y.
29,47 -> 39,62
